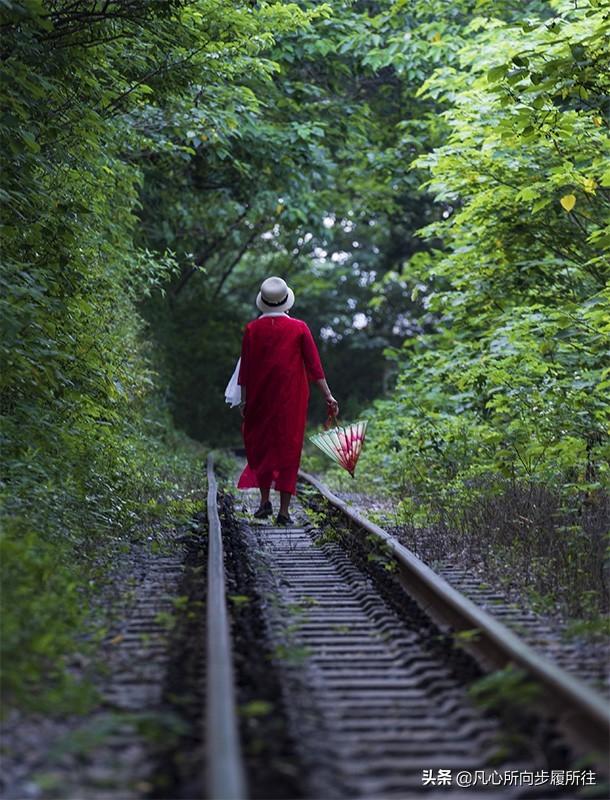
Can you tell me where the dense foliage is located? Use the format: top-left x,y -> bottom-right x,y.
0,0 -> 314,707
2,0 -> 608,708
385,0 -> 609,493
359,0 -> 610,622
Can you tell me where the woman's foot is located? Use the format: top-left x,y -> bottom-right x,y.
275,511 -> 293,526
253,501 -> 272,519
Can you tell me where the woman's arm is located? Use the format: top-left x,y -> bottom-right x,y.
316,378 -> 339,417
301,323 -> 339,416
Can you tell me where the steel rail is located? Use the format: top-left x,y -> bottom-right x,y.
298,469 -> 610,764
206,453 -> 248,800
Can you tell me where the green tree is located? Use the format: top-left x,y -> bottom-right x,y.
0,0 -> 314,706
362,0 -> 609,618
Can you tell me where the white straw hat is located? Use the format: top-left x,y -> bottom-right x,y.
256,276 -> 295,313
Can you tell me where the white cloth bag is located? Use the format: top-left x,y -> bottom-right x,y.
225,357 -> 242,408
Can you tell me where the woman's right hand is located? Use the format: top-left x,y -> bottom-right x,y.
326,395 -> 339,417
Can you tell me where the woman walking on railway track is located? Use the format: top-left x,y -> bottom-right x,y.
236,276 -> 339,525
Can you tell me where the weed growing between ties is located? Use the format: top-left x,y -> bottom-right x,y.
218,490 -> 306,800
299,489 -> 573,773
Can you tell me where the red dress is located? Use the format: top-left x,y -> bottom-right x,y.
237,315 -> 325,495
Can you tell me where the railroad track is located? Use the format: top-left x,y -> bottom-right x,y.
204,454 -> 609,800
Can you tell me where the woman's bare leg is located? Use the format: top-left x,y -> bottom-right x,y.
260,486 -> 270,505
279,491 -> 291,516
